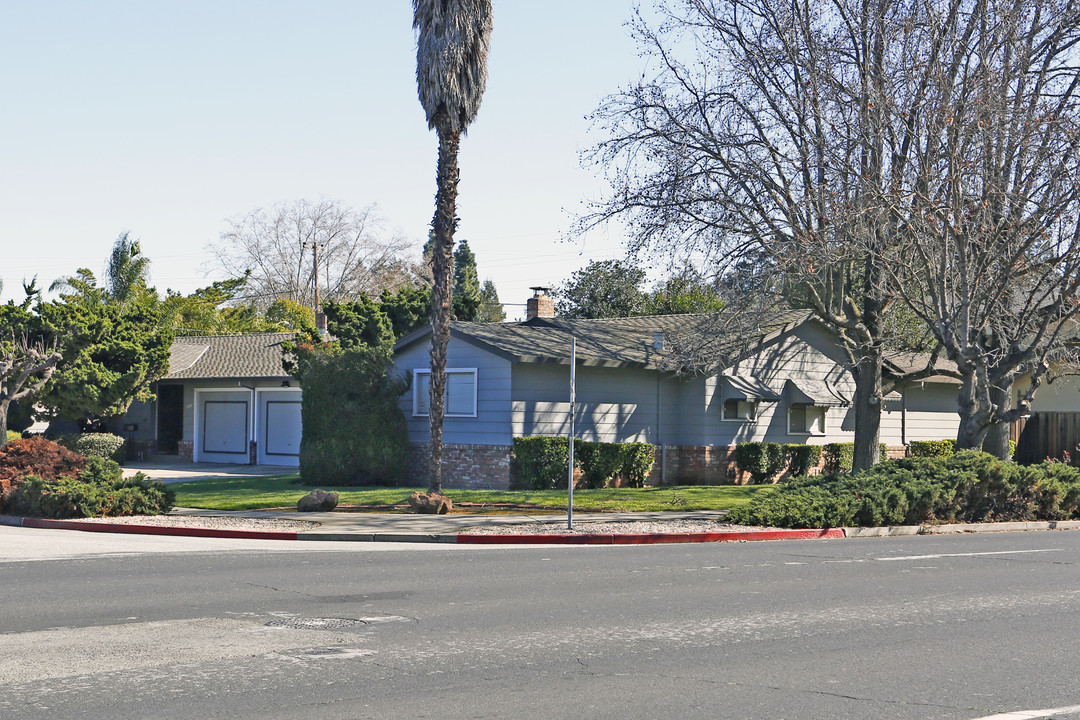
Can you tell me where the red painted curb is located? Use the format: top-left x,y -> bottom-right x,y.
457,528 -> 845,545
18,517 -> 300,541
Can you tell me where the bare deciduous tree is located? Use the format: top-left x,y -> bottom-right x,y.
583,0 -> 1080,464
583,0 -> 947,469
882,0 -> 1080,455
207,199 -> 418,311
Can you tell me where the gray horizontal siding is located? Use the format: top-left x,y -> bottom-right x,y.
512,364 -> 678,443
394,337 -> 513,446
703,325 -> 857,445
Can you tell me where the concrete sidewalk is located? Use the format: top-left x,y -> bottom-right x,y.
122,462 -> 296,485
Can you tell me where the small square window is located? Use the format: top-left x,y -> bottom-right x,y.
723,399 -> 756,421
413,369 -> 477,418
789,404 -> 826,435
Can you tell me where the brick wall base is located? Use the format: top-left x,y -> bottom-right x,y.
408,443 -> 911,490
407,443 -> 515,489
178,440 -> 194,462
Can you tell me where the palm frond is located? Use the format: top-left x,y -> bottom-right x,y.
413,0 -> 493,133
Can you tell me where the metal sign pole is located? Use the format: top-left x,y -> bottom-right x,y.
568,336 -> 576,531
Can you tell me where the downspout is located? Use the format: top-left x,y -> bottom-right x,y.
901,386 -> 907,446
239,381 -> 257,465
657,372 -> 666,486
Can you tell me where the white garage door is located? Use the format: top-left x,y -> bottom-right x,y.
258,390 -> 302,466
201,400 -> 249,463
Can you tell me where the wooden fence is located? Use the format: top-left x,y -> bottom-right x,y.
1013,413 -> 1080,464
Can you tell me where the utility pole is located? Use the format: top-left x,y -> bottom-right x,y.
303,240 -> 326,333
303,241 -> 325,314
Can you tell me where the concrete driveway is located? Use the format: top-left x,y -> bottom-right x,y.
121,461 -> 296,485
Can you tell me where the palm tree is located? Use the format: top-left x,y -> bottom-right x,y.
413,0 -> 493,494
106,232 -> 151,307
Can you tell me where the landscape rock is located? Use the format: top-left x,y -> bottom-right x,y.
408,491 -> 453,514
297,489 -> 339,512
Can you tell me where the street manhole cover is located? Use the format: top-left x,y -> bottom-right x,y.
265,617 -> 366,630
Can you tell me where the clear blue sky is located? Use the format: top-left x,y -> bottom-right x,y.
0,2 -> 645,320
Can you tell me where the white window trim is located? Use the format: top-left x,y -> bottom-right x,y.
721,398 -> 757,422
413,368 -> 478,418
788,404 -> 827,436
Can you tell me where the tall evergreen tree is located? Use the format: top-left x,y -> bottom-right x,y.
475,279 -> 505,322
452,240 -> 481,321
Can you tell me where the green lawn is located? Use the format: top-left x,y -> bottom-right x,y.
170,474 -> 775,513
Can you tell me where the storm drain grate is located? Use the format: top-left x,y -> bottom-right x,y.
265,617 -> 366,630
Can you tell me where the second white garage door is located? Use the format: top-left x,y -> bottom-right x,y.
257,390 -> 302,466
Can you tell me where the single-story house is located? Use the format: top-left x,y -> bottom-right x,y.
114,333 -> 302,466
392,290 -> 964,488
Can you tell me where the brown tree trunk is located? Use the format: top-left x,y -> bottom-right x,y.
955,373 -> 991,451
427,111 -> 460,495
851,346 -> 883,471
981,380 -> 1013,459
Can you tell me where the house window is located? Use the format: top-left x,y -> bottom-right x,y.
789,404 -> 826,435
722,399 -> 756,421
413,369 -> 477,417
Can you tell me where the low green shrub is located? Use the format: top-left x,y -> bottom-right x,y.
821,442 -> 890,473
514,437 -> 572,489
908,439 -> 956,458
9,457 -> 174,519
736,442 -> 823,483
727,450 -> 1080,529
620,443 -> 656,488
907,438 -> 1016,459
784,444 -> 822,477
514,438 -> 657,489
5,430 -> 22,444
735,442 -> 789,484
574,441 -> 623,489
56,433 -> 128,462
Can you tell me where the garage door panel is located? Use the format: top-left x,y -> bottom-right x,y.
265,401 -> 301,457
202,401 -> 248,455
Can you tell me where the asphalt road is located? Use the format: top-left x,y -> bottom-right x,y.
3,526 -> 1080,720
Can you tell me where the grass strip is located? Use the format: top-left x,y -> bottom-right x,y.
170,474 -> 774,513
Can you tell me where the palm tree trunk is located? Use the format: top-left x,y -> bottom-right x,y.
428,109 -> 460,495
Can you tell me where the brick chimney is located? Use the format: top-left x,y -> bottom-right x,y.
526,286 -> 554,320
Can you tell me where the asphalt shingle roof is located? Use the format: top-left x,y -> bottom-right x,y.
165,333 -> 293,380
399,309 -> 814,371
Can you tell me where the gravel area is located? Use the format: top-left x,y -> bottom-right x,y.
75,516 -> 321,532
462,519 -> 768,535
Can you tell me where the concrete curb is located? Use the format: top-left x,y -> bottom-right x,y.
5,514 -> 1080,544
457,528 -> 846,545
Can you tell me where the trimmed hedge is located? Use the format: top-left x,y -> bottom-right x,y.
908,438 -> 1017,459
734,442 -> 823,483
620,443 -> 656,488
574,441 -> 624,489
821,442 -> 890,474
56,433 -> 128,462
8,456 -> 174,519
908,439 -> 956,458
512,437 -> 656,489
786,444 -> 823,477
727,451 -> 1080,529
